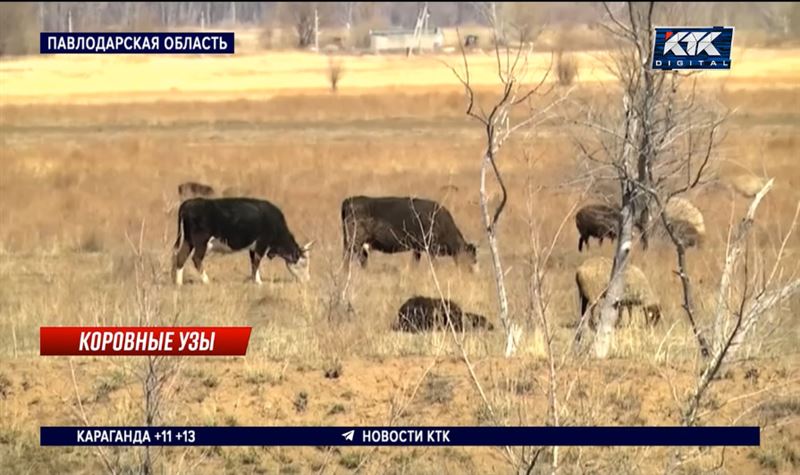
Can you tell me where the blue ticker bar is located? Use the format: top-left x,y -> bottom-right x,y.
40,426 -> 761,447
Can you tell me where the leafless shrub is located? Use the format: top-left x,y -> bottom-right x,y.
127,221 -> 183,475
327,56 -> 344,93
555,50 -> 579,86
574,2 -> 727,358
65,220 -> 185,475
522,152 -> 586,471
443,26 -> 569,357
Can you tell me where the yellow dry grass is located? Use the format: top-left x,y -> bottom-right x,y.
2,46 -> 800,104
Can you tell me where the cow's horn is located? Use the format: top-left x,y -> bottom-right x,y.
302,240 -> 315,251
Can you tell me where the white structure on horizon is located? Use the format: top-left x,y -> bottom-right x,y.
368,28 -> 444,54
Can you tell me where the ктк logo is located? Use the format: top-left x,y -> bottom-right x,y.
652,26 -> 734,70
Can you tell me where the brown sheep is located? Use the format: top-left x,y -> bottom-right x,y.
221,186 -> 252,198
178,181 -> 215,201
575,203 -> 621,252
576,256 -> 661,329
393,296 -> 494,333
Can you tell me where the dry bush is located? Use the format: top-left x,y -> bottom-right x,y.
555,50 -> 579,86
550,29 -> 581,88
327,56 -> 344,93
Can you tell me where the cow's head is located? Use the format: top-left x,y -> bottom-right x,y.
286,241 -> 313,283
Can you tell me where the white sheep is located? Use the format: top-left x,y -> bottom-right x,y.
728,174 -> 770,198
657,197 -> 706,248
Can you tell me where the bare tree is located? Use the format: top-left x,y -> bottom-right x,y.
572,2 -> 728,358
682,184 -> 799,426
665,183 -> 800,472
444,28 -> 565,357
277,2 -> 325,48
571,8 -> 800,467
523,157 -> 587,472
474,2 -> 544,47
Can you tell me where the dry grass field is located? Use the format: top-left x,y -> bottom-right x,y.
1,33 -> 799,474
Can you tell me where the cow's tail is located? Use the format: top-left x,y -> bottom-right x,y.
173,209 -> 185,250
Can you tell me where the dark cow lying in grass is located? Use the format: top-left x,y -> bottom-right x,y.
393,296 -> 494,332
172,197 -> 312,286
341,196 -> 478,272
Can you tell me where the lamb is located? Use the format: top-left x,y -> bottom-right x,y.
661,197 -> 706,249
393,296 -> 494,333
575,256 -> 662,329
728,174 -> 770,198
178,181 -> 216,201
575,203 -> 621,252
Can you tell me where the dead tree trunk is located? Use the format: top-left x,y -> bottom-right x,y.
592,87 -> 639,358
445,28 -> 559,357
480,150 -> 515,356
593,187 -> 635,357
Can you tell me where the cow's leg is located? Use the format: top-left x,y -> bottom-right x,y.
358,243 -> 369,268
174,241 -> 193,286
249,250 -> 263,285
192,239 -> 209,284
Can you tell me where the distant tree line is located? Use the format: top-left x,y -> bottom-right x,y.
2,2 -> 799,56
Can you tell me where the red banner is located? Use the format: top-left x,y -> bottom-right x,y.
40,327 -> 252,356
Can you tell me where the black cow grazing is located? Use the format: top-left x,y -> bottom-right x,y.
178,182 -> 216,201
341,196 -> 478,272
172,197 -> 313,286
575,203 -> 621,252
393,296 -> 494,332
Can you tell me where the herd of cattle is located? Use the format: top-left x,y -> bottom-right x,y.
173,181 -> 707,332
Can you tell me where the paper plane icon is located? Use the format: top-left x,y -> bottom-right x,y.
342,430 -> 355,441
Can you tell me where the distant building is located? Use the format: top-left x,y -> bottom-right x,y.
368,28 -> 444,54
